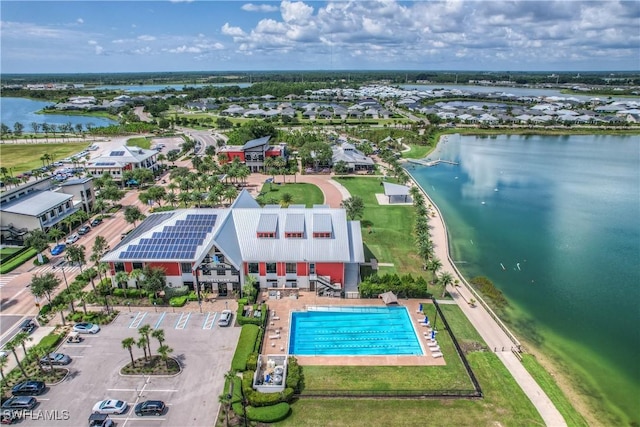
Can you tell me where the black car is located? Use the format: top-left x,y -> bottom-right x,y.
134,400 -> 165,416
12,381 -> 46,396
90,218 -> 103,227
77,225 -> 91,235
1,396 -> 37,411
18,318 -> 36,334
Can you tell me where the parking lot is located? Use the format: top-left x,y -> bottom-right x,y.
17,309 -> 240,427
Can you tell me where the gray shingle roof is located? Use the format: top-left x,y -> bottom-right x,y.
1,191 -> 72,216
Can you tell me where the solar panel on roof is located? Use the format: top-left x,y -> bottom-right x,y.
110,151 -> 125,156
95,162 -> 116,166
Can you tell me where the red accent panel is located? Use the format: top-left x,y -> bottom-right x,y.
124,262 -> 133,273
244,263 -> 248,275
276,262 -> 285,276
147,262 -> 180,276
316,263 -> 344,285
109,263 -> 115,276
297,262 -> 308,276
259,263 -> 266,276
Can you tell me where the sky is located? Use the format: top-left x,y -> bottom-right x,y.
1,0 -> 639,74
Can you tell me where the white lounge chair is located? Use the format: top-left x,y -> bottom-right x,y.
269,335 -> 280,340
429,346 -> 441,352
431,352 -> 443,358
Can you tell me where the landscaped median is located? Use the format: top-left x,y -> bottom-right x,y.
0,247 -> 37,274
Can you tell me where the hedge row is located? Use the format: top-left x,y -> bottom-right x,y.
231,325 -> 260,371
0,248 -> 37,274
242,369 -> 294,407
169,295 -> 188,307
359,273 -> 432,299
38,333 -> 63,352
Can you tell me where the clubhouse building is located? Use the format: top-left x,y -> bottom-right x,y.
218,136 -> 287,172
102,190 -> 364,297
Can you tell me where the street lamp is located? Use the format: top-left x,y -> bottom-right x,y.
192,266 -> 202,313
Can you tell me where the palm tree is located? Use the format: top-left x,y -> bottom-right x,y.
151,328 -> 165,350
122,337 -> 136,367
427,259 -> 442,283
438,271 -> 454,298
115,271 -> 129,289
157,344 -> 173,368
0,353 -> 8,382
53,302 -> 67,326
5,338 -> 28,379
138,324 -> 153,358
137,336 -> 149,362
221,370 -> 236,426
14,332 -> 32,358
48,227 -> 65,244
129,269 -> 144,289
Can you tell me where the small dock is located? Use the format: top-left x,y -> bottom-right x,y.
407,158 -> 459,167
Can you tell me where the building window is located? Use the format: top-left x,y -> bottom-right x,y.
181,263 -> 193,274
285,232 -> 303,238
216,265 -> 226,276
248,263 -> 259,274
257,232 -> 276,238
313,232 -> 332,238
266,263 -> 276,274
132,262 -> 143,270
286,263 -> 297,274
114,263 -> 125,272
309,263 -> 316,274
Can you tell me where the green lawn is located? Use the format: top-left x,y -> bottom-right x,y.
334,177 -> 423,275
0,247 -> 21,263
0,143 -> 89,174
402,144 -> 434,159
126,137 -> 152,149
277,304 -> 543,427
257,182 -> 324,207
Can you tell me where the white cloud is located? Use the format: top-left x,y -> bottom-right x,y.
137,35 -> 156,41
241,3 -> 278,13
76,18 -> 84,24
280,1 -> 314,24
222,23 -> 245,37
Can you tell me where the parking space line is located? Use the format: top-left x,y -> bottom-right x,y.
154,311 -> 166,329
202,312 -> 217,330
175,312 -> 190,329
129,312 -> 147,329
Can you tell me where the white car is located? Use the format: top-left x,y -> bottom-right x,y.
218,310 -> 233,327
92,399 -> 128,415
66,234 -> 79,244
73,322 -> 100,334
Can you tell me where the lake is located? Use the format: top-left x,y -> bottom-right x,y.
1,97 -> 116,130
406,134 -> 640,423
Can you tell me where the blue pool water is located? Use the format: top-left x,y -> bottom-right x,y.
289,306 -> 423,356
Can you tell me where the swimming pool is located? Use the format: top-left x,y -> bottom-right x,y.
289,306 -> 423,356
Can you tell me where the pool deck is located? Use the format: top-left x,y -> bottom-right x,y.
261,291 -> 445,366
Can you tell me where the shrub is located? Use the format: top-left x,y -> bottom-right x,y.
286,357 -> 304,393
246,353 -> 258,371
38,304 -> 52,317
113,289 -> 125,297
164,285 -> 189,299
231,325 -> 259,371
33,255 -> 49,266
169,296 -> 188,307
0,248 -> 37,274
37,333 -> 63,352
187,291 -> 198,301
246,403 -> 291,422
125,289 -> 143,298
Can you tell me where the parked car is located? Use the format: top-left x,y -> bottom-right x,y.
1,396 -> 37,411
73,322 -> 100,334
19,318 -> 36,334
66,234 -> 79,244
11,381 -> 46,396
78,225 -> 91,235
39,353 -> 71,366
88,413 -> 113,427
218,310 -> 233,327
92,399 -> 128,415
90,218 -> 103,227
50,244 -> 66,256
0,351 -> 7,359
67,331 -> 83,343
134,400 -> 166,416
